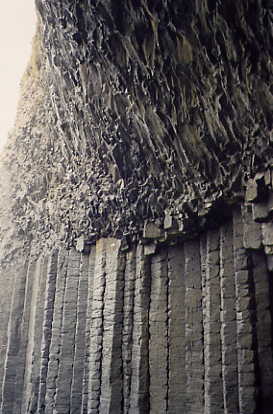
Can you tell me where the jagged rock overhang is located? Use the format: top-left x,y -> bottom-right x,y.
7,0 -> 269,247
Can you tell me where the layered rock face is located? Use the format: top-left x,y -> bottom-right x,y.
0,1 -> 272,413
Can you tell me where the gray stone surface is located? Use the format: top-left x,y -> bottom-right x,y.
37,250 -> 59,413
100,239 -> 125,413
233,209 -> 256,414
44,250 -> 68,414
203,230 -> 224,414
0,209 -> 272,413
149,250 -> 168,414
0,0 -> 271,254
122,250 -> 136,414
88,240 -> 107,414
167,246 -> 186,413
220,223 -> 239,414
251,251 -> 273,413
81,247 -> 96,414
0,0 -> 272,412
129,244 -> 150,414
184,240 -> 204,414
0,255 -> 30,413
70,253 -> 89,413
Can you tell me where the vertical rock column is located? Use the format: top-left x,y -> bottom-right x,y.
37,249 -> 59,413
220,223 -> 239,414
251,251 -> 273,413
167,245 -> 186,413
233,208 -> 256,414
99,239 -> 125,413
122,249 -> 136,414
81,247 -> 96,414
21,256 -> 48,414
24,256 -> 49,414
203,230 -> 224,414
15,258 -> 39,413
0,253 -> 31,413
70,253 -> 90,412
88,240 -> 107,413
129,244 -> 151,414
43,250 -> 69,413
0,259 -> 22,409
184,239 -> 204,414
54,250 -> 81,413
149,249 -> 168,414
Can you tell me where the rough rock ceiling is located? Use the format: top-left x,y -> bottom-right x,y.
0,0 -> 271,256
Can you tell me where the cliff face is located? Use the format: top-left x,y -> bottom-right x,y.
1,212 -> 273,414
2,0 -> 272,248
0,1 -> 272,413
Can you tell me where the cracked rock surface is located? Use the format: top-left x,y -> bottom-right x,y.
0,1 -> 272,413
1,0 -> 272,252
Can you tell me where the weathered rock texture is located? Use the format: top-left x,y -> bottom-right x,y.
1,207 -> 273,413
1,0 -> 272,249
0,0 -> 272,413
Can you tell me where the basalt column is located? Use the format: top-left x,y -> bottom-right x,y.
0,0 -> 272,413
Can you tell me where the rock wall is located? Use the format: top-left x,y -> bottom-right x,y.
0,1 -> 272,413
1,205 -> 273,413
1,0 -> 272,249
